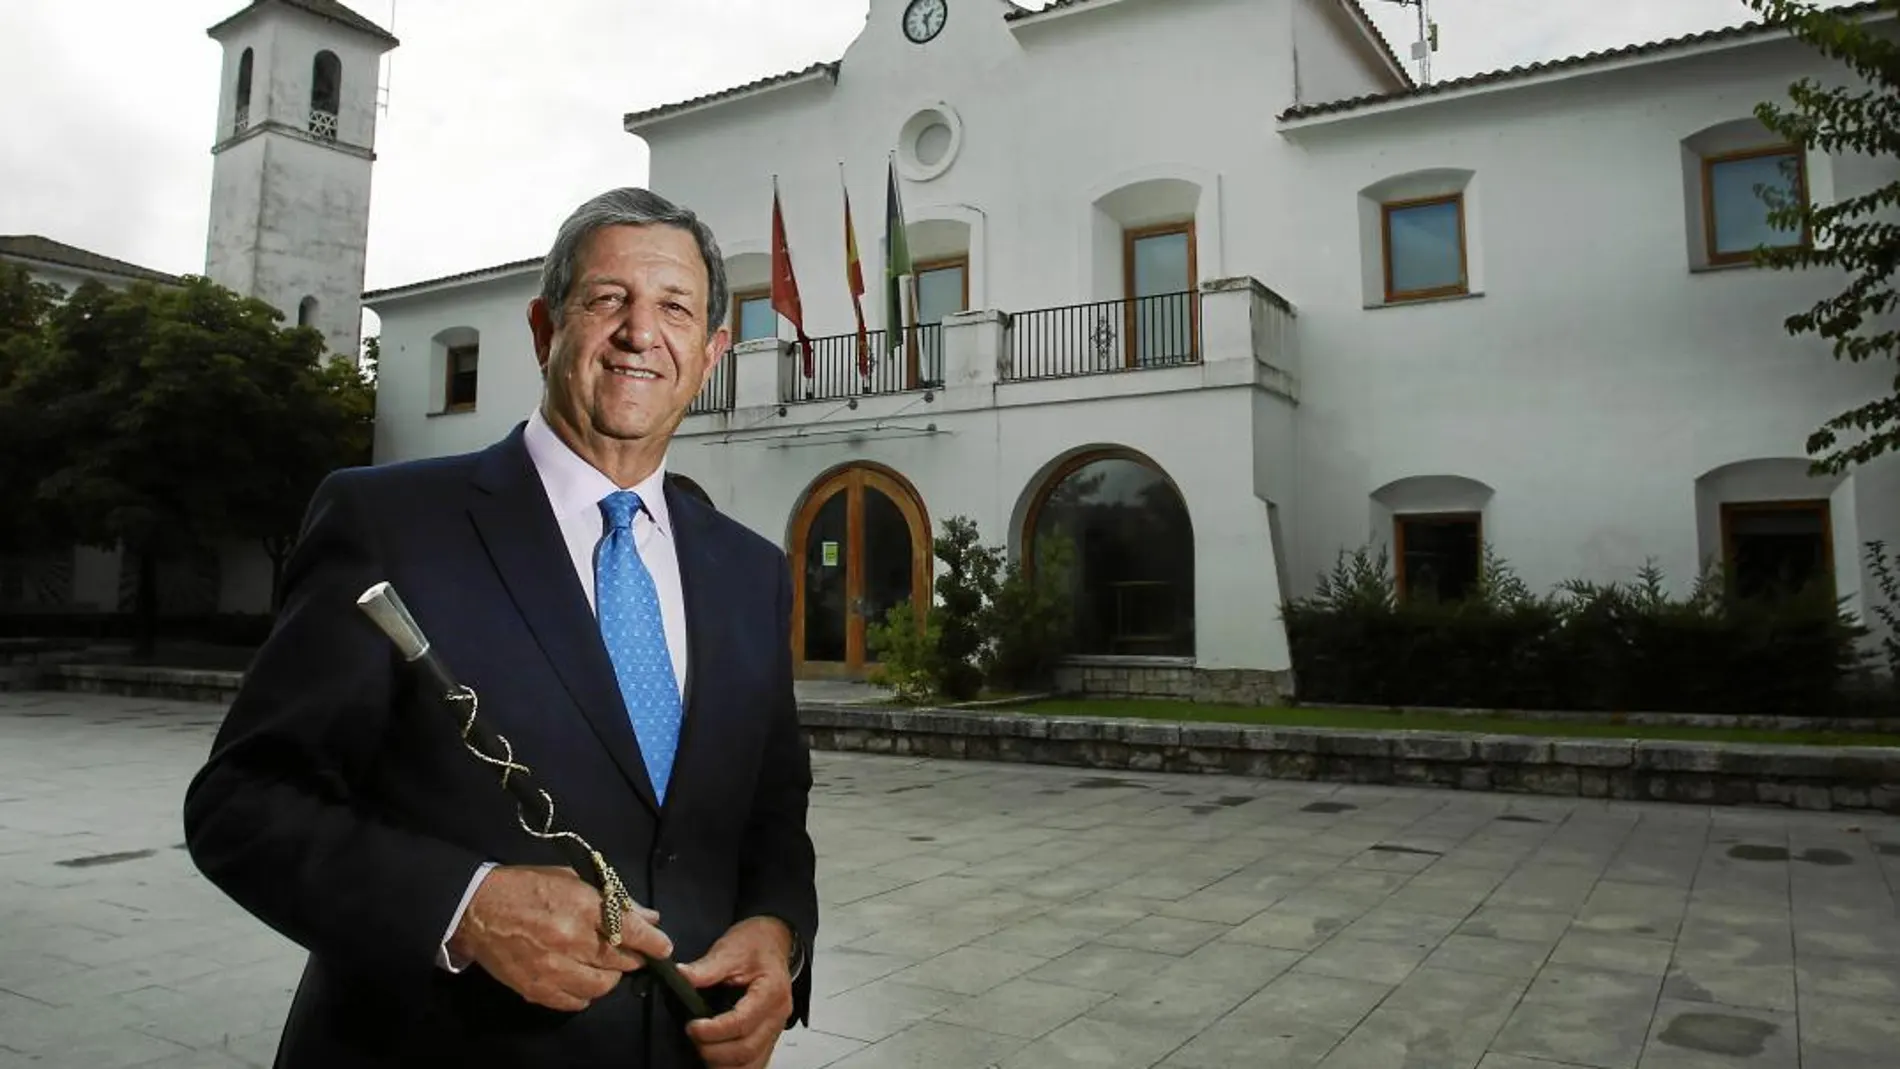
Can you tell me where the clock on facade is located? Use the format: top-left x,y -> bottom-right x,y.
903,0 -> 947,43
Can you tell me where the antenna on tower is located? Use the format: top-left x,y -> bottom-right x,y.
376,0 -> 398,114
1378,0 -> 1438,86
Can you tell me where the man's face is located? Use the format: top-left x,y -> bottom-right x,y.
530,223 -> 728,452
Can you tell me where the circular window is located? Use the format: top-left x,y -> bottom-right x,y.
915,122 -> 953,166
897,104 -> 962,182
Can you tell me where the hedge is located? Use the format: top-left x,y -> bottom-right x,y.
1282,545 -> 1894,718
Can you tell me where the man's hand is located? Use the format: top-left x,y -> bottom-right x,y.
677,917 -> 795,1069
447,865 -> 672,1012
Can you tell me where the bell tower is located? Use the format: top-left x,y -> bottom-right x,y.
203,0 -> 398,362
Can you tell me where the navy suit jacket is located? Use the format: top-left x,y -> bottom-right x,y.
182,424 -> 818,1068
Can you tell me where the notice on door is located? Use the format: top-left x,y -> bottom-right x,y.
821,541 -> 840,567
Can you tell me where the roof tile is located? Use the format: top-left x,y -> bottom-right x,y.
208,0 -> 399,46
0,235 -> 183,286
1279,0 -> 1886,120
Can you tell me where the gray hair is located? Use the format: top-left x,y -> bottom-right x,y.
539,187 -> 729,331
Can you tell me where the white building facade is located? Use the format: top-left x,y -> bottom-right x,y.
365,0 -> 1900,700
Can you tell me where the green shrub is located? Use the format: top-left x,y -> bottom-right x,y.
865,599 -> 942,704
1283,544 -> 1874,716
931,517 -> 1000,701
984,531 -> 1075,693
865,516 -> 1077,703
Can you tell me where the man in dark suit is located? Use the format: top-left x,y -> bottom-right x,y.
182,187 -> 818,1068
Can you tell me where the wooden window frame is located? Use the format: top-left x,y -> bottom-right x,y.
1718,498 -> 1834,598
1393,510 -> 1483,602
1122,221 -> 1200,368
1382,193 -> 1468,304
911,254 -> 970,317
1702,144 -> 1810,267
729,287 -> 773,343
908,254 -> 968,389
444,343 -> 478,413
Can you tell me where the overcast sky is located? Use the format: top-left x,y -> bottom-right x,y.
0,0 -> 1822,307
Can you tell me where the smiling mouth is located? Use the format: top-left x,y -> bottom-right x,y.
608,366 -> 663,381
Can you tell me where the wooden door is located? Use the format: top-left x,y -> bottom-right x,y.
789,467 -> 930,677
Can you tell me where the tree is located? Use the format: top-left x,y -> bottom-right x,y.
6,276 -> 373,653
0,264 -> 65,552
226,339 -> 375,608
1744,0 -> 1900,473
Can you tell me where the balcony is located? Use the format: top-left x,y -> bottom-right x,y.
1004,291 -> 1201,382
684,276 -> 1295,422
781,325 -> 944,404
688,351 -> 736,415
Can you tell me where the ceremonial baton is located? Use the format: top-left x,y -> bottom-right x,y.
355,580 -> 712,1020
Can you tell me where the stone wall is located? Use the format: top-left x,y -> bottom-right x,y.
1053,660 -> 1290,706
797,704 -> 1900,815
28,665 -> 1900,814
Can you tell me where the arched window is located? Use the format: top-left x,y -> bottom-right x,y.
1089,178 -> 1202,369
297,296 -> 318,328
1681,119 -> 1816,270
1025,449 -> 1194,656
309,51 -> 341,140
1694,458 -> 1844,602
234,48 -> 253,132
1358,168 -> 1479,306
433,326 -> 480,413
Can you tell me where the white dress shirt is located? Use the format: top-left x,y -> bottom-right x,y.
436,407 -> 689,970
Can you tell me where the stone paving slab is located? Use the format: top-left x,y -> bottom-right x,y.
2,691 -> 1898,1068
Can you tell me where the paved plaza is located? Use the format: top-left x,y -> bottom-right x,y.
1,692 -> 1898,1068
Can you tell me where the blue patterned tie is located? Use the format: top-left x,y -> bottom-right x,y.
595,490 -> 682,802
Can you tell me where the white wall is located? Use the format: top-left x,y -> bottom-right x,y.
1278,37 -> 1900,614
1290,0 -> 1405,108
369,271 -> 547,463
637,0 -> 1382,331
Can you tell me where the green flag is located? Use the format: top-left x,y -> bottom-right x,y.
884,156 -> 912,354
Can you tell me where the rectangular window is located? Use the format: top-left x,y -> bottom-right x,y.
1395,512 -> 1481,603
1704,146 -> 1807,265
446,345 -> 478,410
913,256 -> 967,386
731,289 -> 775,343
1124,222 -> 1197,367
1382,195 -> 1467,302
1721,500 -> 1831,601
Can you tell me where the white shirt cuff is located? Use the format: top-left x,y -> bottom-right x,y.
436,861 -> 497,972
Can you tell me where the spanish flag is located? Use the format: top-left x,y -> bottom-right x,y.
841,166 -> 870,377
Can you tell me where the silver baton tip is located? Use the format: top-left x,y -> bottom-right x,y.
355,581 -> 430,661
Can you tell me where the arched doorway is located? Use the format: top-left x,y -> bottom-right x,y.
1024,449 -> 1195,657
789,466 -> 931,678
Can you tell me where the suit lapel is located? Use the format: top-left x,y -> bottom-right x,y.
663,480 -> 728,818
467,427 -> 661,816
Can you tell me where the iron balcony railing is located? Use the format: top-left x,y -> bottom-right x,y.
782,324 -> 944,403
687,352 -> 736,415
1005,291 -> 1201,382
